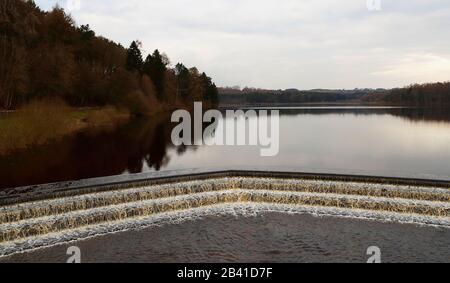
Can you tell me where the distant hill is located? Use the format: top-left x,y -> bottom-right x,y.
219,83 -> 450,107
218,87 -> 386,105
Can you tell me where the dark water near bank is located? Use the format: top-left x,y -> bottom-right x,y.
2,213 -> 449,263
1,107 -> 450,189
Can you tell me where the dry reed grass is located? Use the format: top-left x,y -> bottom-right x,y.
0,99 -> 129,155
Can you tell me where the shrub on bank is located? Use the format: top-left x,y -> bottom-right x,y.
0,99 -> 129,154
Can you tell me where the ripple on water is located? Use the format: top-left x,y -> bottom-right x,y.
1,207 -> 450,263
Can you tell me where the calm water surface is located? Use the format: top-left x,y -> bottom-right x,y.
1,107 -> 450,188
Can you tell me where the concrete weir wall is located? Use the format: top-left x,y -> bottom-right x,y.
0,170 -> 449,257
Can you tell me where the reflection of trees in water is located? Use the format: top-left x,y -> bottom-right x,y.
277,108 -> 450,123
1,107 -> 449,189
0,115 -> 200,189
388,108 -> 450,123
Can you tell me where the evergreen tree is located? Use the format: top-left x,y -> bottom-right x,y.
201,72 -> 218,104
174,63 -> 190,101
126,41 -> 143,73
78,24 -> 95,42
143,49 -> 167,100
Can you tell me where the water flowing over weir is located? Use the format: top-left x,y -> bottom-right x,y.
0,170 -> 449,257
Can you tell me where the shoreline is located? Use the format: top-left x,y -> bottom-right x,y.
217,101 -> 450,108
0,106 -> 131,156
0,102 -> 209,156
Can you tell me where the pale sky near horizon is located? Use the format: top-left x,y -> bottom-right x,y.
35,0 -> 450,90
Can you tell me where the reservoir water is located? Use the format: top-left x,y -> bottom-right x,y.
2,212 -> 449,263
1,107 -> 449,189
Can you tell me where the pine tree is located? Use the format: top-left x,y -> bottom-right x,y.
174,63 -> 190,101
126,41 -> 143,73
143,49 -> 167,100
201,72 -> 218,104
79,24 -> 95,42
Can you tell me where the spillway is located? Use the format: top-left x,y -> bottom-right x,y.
0,171 -> 449,257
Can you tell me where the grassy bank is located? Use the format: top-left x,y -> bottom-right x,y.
0,99 -> 130,155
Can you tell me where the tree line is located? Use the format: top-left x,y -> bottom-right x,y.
363,82 -> 450,107
220,83 -> 450,107
0,0 -> 218,112
219,87 -> 381,105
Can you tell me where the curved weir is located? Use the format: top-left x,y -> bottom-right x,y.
0,171 -> 449,257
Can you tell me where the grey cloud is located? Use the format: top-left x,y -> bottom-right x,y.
36,0 -> 450,89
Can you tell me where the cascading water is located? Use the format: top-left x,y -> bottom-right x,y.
0,173 -> 449,257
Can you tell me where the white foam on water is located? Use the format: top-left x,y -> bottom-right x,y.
2,189 -> 448,233
1,202 -> 449,258
3,177 -> 449,214
1,175 -> 449,258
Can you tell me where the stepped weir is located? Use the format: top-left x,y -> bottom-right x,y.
0,170 -> 449,257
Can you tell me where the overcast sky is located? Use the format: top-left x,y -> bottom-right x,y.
35,0 -> 450,90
